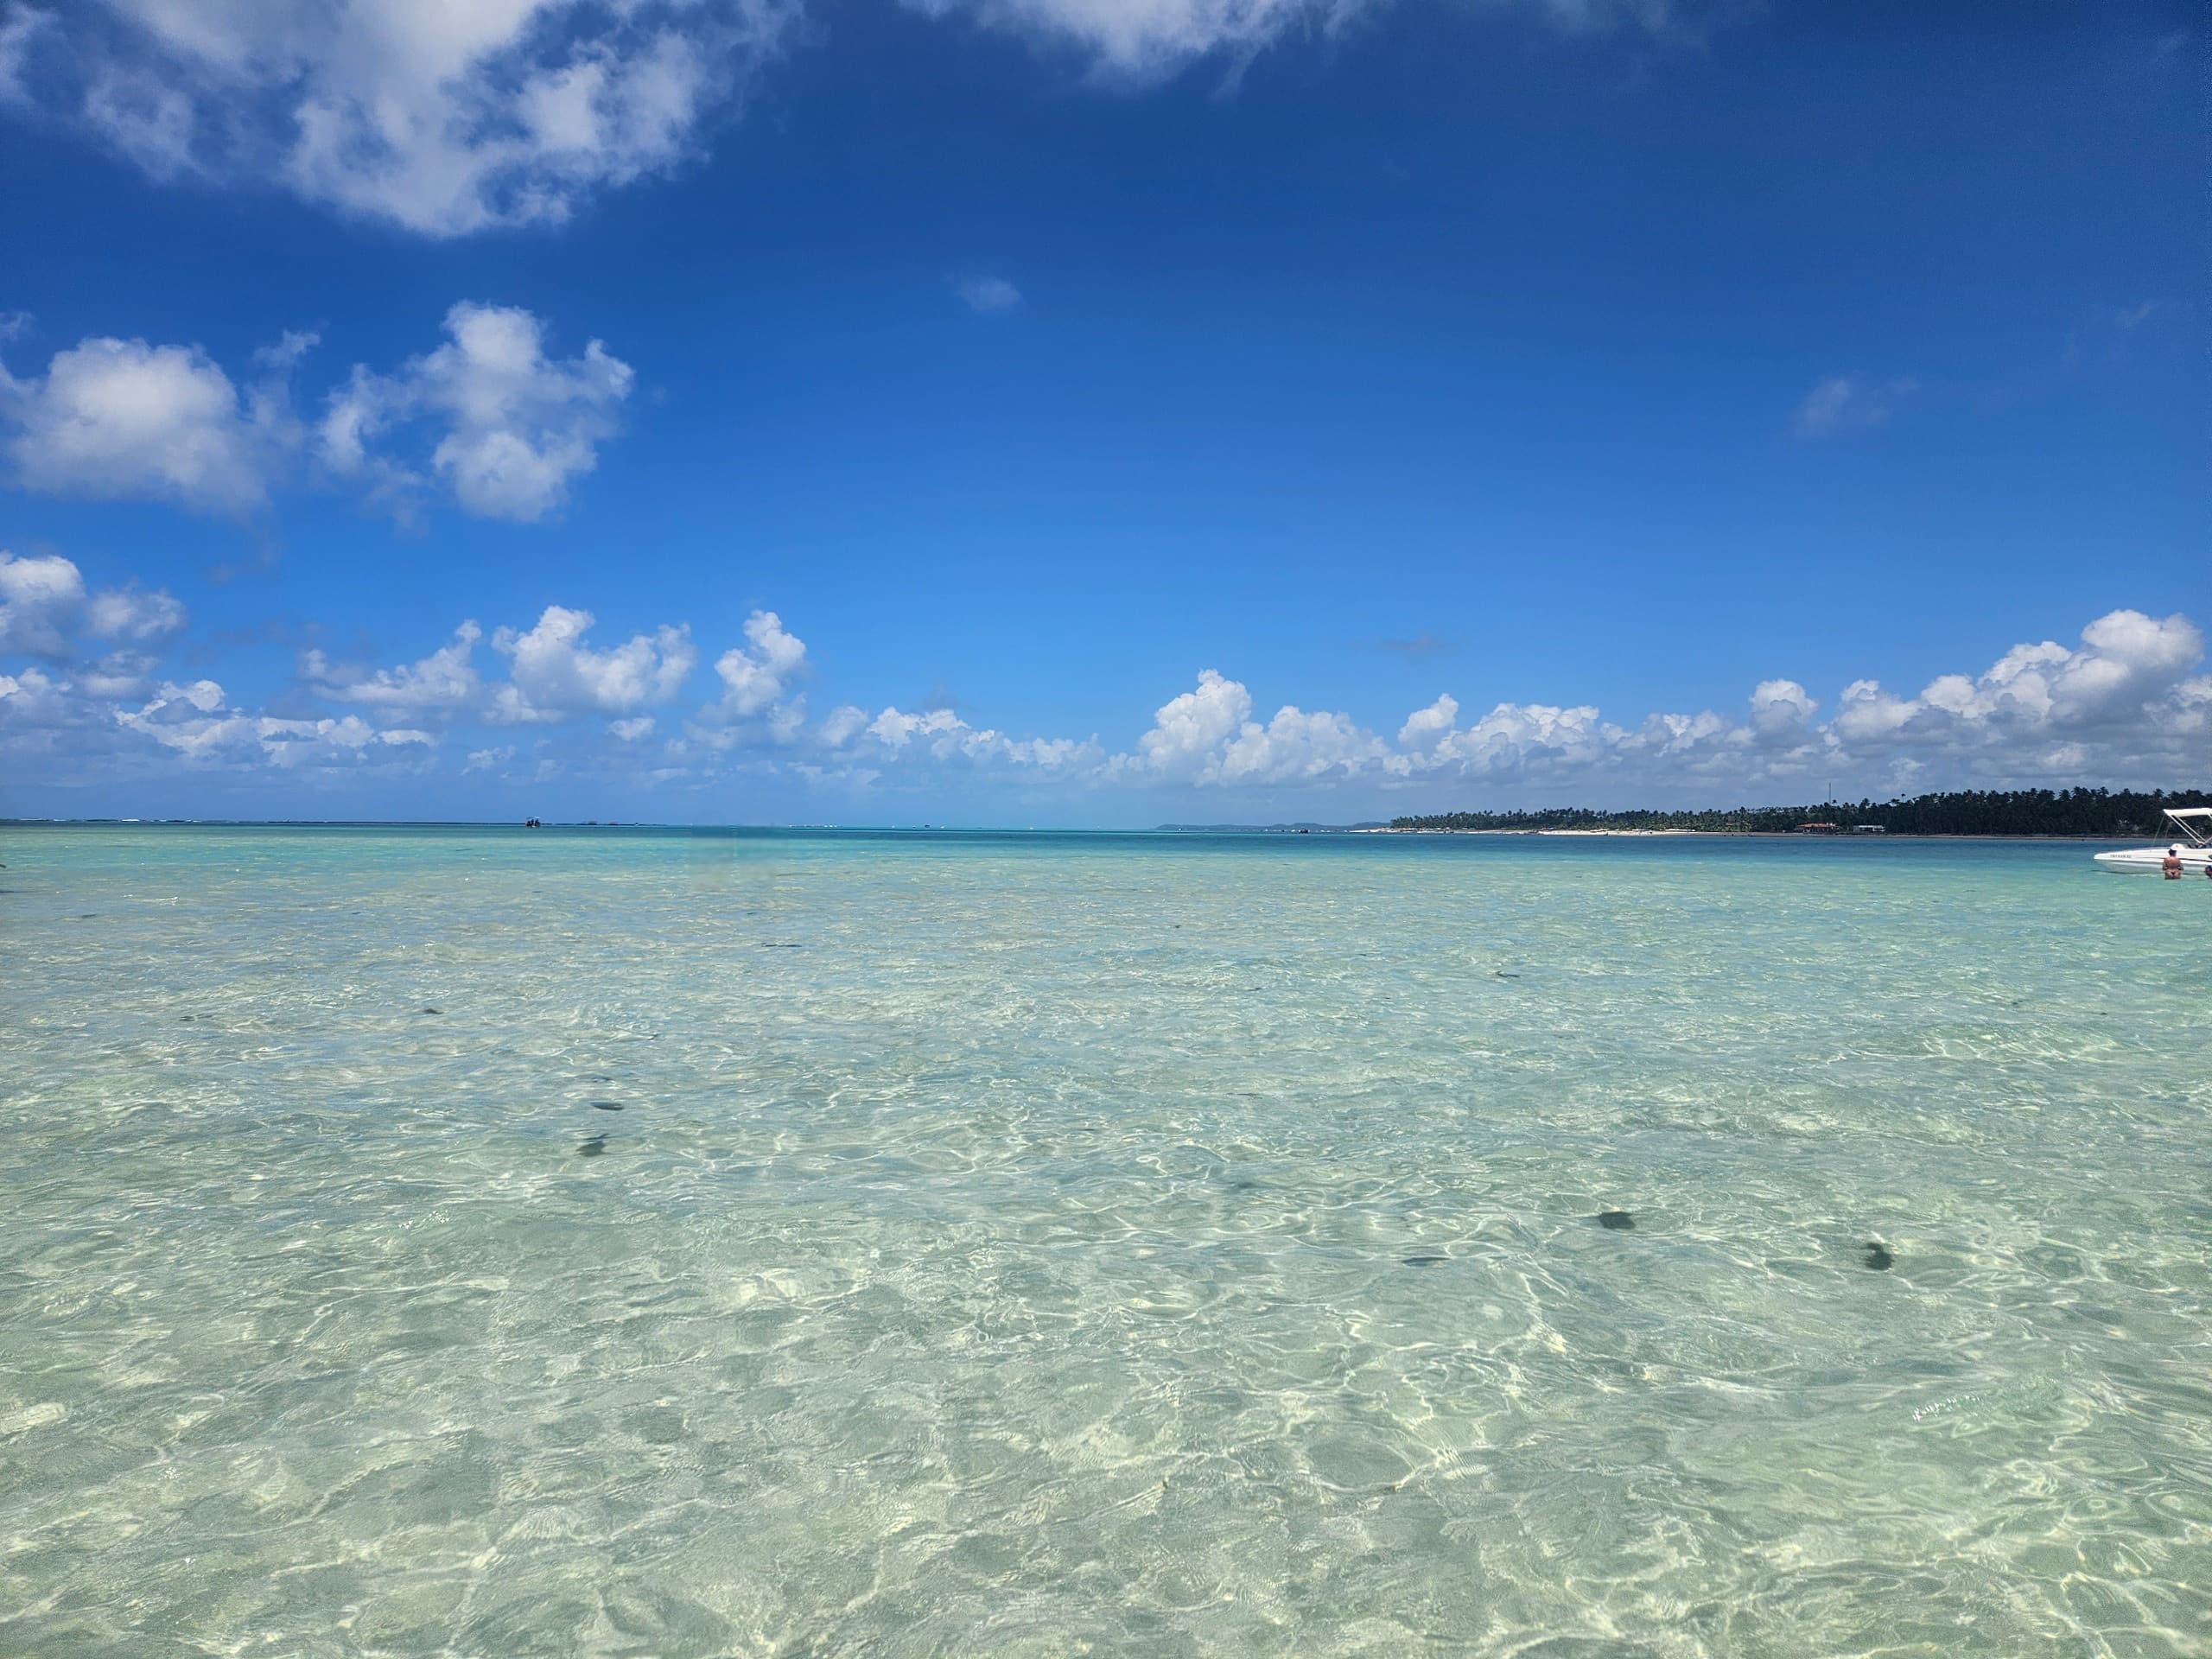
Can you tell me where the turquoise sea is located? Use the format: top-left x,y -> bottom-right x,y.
2,824 -> 2207,1657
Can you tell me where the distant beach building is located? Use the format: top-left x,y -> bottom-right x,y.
1852,823 -> 1887,834
1795,822 -> 1840,833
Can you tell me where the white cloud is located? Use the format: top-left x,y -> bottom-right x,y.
303,621 -> 484,714
1215,702 -> 1384,783
0,550 -> 87,655
113,677 -> 440,769
1123,670 -> 1384,785
955,276 -> 1023,312
75,648 -> 160,700
690,608 -> 809,749
711,609 -> 806,715
906,0 -> 1336,79
1101,608 -> 2206,797
1132,667 -> 1251,778
0,334 -> 291,512
1746,677 -> 1816,737
1829,610 -> 2202,747
86,584 -> 187,641
858,702 -> 1097,769
16,1 -> 798,238
2,305 -> 628,523
11,588 -> 2207,803
0,4 -> 54,104
490,604 -> 695,722
819,702 -> 870,747
318,302 -> 632,523
906,0 -> 1699,81
6,3 -> 1743,237
0,549 -> 185,657
1387,696 -> 1616,779
1793,373 -> 1916,440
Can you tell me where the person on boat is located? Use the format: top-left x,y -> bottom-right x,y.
2163,847 -> 2183,879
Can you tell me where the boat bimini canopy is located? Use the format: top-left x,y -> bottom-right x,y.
2164,808 -> 2212,847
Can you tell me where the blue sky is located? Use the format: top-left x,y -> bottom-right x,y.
0,0 -> 2200,824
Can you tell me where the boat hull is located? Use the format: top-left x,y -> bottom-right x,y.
2094,848 -> 2212,874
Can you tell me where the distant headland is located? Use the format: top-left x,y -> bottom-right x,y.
1163,788 -> 2211,839
1388,787 -> 2209,838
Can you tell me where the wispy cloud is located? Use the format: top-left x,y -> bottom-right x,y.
1793,374 -> 1916,440
4,2 -> 1738,237
954,276 -> 1023,314
3,1 -> 800,238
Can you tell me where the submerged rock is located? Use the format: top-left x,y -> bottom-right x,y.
1863,1242 -> 1894,1271
589,1100 -> 624,1111
1402,1255 -> 1447,1268
578,1135 -> 608,1158
1597,1211 -> 1636,1231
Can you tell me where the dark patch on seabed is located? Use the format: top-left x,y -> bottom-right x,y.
578,1134 -> 608,1158
1863,1242 -> 1894,1271
1402,1255 -> 1447,1268
589,1100 -> 624,1111
1597,1211 -> 1636,1231
420,1006 -> 442,1015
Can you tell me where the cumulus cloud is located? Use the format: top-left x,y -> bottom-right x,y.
1793,373 -> 1916,440
1386,696 -> 1616,779
0,550 -> 87,656
1132,668 -> 1251,777
1832,610 -> 2202,747
839,702 -> 1098,770
690,608 -> 808,748
490,605 -> 695,722
318,302 -> 633,523
114,677 -> 435,769
711,610 -> 807,716
818,703 -> 871,747
1121,669 -> 1384,784
0,549 -> 185,657
2,304 -> 628,523
302,621 -> 484,715
10,1 -> 798,237
0,334 -> 294,512
12,585 -> 2208,803
86,584 -> 188,641
1747,677 -> 1816,737
1103,609 -> 2204,797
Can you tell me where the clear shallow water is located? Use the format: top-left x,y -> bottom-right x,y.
1,824 -> 2207,1658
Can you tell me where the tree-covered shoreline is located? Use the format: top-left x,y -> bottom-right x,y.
1389,787 -> 2210,838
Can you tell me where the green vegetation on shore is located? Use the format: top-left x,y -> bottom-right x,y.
1390,787 -> 2211,837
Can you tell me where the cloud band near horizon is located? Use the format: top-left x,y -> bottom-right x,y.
4,550 -> 2205,809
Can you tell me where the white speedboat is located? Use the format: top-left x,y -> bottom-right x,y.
2093,807 -> 2212,874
